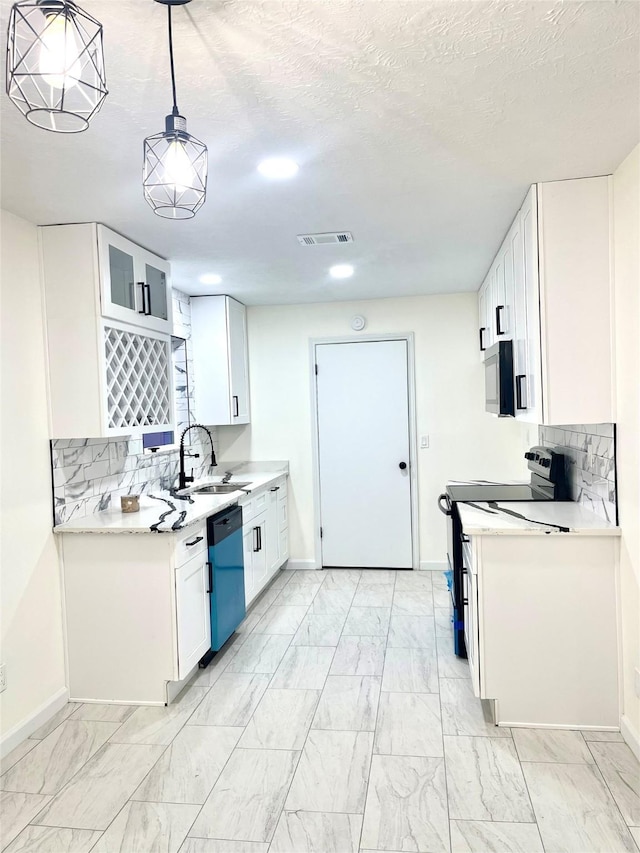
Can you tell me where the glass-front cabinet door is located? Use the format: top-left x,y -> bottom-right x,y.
145,262 -> 169,322
108,244 -> 136,311
98,225 -> 172,335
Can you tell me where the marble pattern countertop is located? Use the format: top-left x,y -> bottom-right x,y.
53,463 -> 288,535
457,501 -> 620,536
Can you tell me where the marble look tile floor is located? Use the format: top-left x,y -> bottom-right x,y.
1,568 -> 639,853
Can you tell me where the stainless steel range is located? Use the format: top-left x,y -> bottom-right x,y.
437,446 -> 569,658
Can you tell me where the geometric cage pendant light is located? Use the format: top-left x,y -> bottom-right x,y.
6,0 -> 107,133
142,0 -> 208,219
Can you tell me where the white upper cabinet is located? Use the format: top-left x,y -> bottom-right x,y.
191,295 -> 251,426
97,225 -> 172,335
478,176 -> 613,425
40,223 -> 174,437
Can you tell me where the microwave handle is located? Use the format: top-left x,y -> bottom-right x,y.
437,493 -> 452,516
515,374 -> 527,410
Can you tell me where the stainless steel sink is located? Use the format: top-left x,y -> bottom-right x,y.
191,482 -> 251,495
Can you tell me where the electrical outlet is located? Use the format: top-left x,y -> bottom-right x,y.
635,667 -> 640,699
0,664 -> 6,693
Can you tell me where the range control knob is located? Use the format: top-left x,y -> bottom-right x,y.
524,452 -> 535,460
541,458 -> 551,468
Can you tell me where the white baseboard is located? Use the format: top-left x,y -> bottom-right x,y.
1,686 -> 69,759
621,714 -> 640,761
285,559 -> 320,571
419,561 -> 448,572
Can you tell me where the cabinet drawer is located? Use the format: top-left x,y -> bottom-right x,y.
276,478 -> 287,501
253,491 -> 267,515
175,523 -> 207,567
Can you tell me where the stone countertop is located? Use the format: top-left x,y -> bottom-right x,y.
457,500 -> 620,536
53,465 -> 288,535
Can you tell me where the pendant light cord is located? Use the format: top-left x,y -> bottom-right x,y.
167,5 -> 179,116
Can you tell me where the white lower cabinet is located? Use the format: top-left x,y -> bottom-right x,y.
60,521 -> 211,705
241,477 -> 289,606
464,531 -> 619,728
175,551 -> 211,680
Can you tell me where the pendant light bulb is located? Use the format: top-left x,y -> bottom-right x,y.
143,0 -> 208,219
163,138 -> 196,193
6,0 -> 108,132
38,6 -> 82,89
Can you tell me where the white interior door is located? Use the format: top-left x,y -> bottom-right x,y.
316,340 -> 413,569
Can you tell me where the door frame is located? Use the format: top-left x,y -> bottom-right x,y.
309,333 -> 420,571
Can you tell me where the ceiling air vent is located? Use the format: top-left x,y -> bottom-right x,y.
297,231 -> 353,246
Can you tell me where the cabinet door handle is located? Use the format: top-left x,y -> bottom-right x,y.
258,526 -> 262,551
185,535 -> 203,547
206,561 -> 213,594
137,282 -> 146,314
232,395 -> 239,418
495,305 -> 505,336
144,283 -> 152,316
479,327 -> 486,352
270,486 -> 280,492
253,526 -> 260,552
515,374 -> 527,410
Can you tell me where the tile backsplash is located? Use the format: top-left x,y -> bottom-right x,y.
538,423 -> 617,523
51,290 -> 217,526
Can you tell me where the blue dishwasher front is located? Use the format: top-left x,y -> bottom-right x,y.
206,505 -> 246,652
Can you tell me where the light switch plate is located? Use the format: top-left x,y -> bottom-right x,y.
420,435 -> 429,449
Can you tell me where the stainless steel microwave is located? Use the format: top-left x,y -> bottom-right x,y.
484,340 -> 515,417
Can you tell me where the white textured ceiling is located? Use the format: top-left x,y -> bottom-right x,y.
1,1 -> 638,304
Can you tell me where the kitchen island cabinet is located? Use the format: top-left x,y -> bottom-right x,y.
457,501 -> 621,730
59,523 -> 210,705
54,468 -> 290,705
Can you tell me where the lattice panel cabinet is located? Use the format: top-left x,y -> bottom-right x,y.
40,223 -> 175,438
104,326 -> 172,430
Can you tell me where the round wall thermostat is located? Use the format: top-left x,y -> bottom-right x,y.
351,315 -> 366,331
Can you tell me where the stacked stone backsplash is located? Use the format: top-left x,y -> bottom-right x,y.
52,290 -> 218,525
538,423 -> 617,523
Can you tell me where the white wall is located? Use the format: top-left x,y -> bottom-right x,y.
0,210 -> 67,753
218,293 -> 534,565
612,145 -> 640,754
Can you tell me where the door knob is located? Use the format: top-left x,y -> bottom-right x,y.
399,462 -> 407,470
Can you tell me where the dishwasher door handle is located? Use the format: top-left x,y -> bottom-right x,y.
206,561 -> 213,594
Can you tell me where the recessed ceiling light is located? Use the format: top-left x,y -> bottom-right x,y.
199,273 -> 222,285
257,157 -> 299,179
329,264 -> 354,280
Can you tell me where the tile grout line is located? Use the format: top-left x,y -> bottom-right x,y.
180,570 -> 324,848
261,570 -> 336,850
582,737 -> 639,832
355,569 -> 397,852
429,572 -> 456,853
266,570 -> 372,849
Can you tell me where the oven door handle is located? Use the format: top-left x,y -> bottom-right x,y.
437,493 -> 452,516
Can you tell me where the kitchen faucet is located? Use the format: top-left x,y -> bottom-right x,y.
178,424 -> 217,491
222,470 -> 233,484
